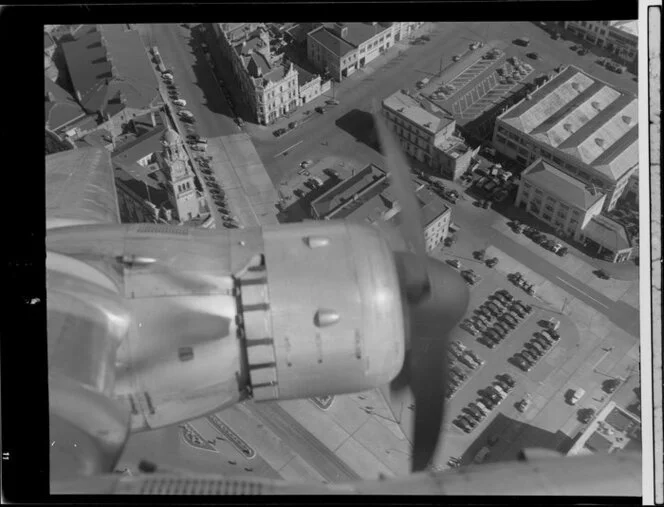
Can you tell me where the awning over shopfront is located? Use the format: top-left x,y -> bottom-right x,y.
583,214 -> 632,253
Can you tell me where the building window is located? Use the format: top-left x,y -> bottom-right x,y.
542,213 -> 552,221
557,211 -> 566,219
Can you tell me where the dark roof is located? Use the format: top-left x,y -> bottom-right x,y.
308,26 -> 355,58
310,164 -> 386,218
522,159 -> 604,210
584,431 -> 613,452
61,24 -> 159,114
112,126 -> 166,167
44,77 -> 88,131
339,22 -> 387,47
293,63 -> 317,86
286,23 -> 318,44
605,406 -> 639,433
115,164 -> 170,209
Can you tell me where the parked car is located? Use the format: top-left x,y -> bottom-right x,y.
526,52 -> 540,60
495,379 -> 512,393
463,407 -> 483,422
524,342 -> 543,358
496,289 -> 513,300
491,383 -> 508,398
172,99 -> 186,107
326,99 -> 340,106
496,373 -> 515,388
516,397 -> 531,412
478,335 -> 496,349
521,349 -> 538,364
533,335 -> 552,349
530,338 -> 548,353
458,355 -> 479,370
447,259 -> 462,269
301,160 -> 313,169
481,388 -> 501,404
453,54 -> 462,62
460,414 -> 477,428
479,394 -> 497,409
273,128 -> 287,137
469,401 -> 487,417
486,257 -> 499,268
453,418 -> 472,433
511,354 -> 532,372
495,322 -> 511,335
596,269 -> 611,280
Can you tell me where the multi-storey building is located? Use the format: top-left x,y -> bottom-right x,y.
564,20 -> 638,65
382,90 -> 479,180
516,158 -> 633,262
210,23 -> 300,125
310,164 -> 451,252
492,65 -> 638,211
112,127 -> 205,223
307,22 -> 422,82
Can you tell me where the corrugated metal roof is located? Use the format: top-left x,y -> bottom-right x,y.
499,66 -> 638,182
523,159 -> 604,210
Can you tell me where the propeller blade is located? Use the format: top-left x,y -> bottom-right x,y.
371,100 -> 429,301
403,254 -> 470,472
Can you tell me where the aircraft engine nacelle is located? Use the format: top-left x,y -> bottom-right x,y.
250,221 -> 406,401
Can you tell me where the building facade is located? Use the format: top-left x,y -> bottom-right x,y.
382,90 -> 478,180
564,20 -> 638,64
307,22 -> 421,82
516,158 -> 633,262
210,23 -> 300,125
493,65 -> 638,212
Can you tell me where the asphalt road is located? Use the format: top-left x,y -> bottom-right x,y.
249,21 -> 637,187
245,401 -> 361,483
146,23 -> 240,138
448,197 -> 640,337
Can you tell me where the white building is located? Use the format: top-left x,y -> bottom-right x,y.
493,65 -> 638,211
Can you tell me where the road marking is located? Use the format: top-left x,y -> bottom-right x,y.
274,140 -> 302,158
554,276 -> 610,309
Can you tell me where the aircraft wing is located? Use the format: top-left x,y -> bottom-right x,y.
46,146 -> 121,229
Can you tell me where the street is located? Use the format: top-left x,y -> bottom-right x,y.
141,23 -> 240,138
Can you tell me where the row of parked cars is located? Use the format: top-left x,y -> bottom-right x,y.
518,225 -> 569,256
507,271 -> 536,296
453,373 -> 516,433
446,341 -> 485,400
509,328 -> 560,372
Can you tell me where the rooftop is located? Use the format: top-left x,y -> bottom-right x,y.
610,20 -> 638,37
329,22 -> 391,47
112,126 -> 166,167
383,91 -> 455,135
61,24 -> 159,114
45,77 -> 87,131
293,62 -> 317,86
115,163 -> 170,209
499,65 -> 638,182
522,158 -> 605,210
311,164 -> 386,218
310,164 -> 449,229
308,26 -> 356,58
583,214 -> 632,251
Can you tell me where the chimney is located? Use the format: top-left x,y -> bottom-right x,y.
334,23 -> 348,40
150,111 -> 156,127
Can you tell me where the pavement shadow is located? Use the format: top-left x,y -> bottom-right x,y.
335,109 -> 381,153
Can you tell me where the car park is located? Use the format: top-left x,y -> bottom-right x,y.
460,414 -> 477,428
481,388 -> 501,404
495,378 -> 512,393
496,289 -> 514,301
